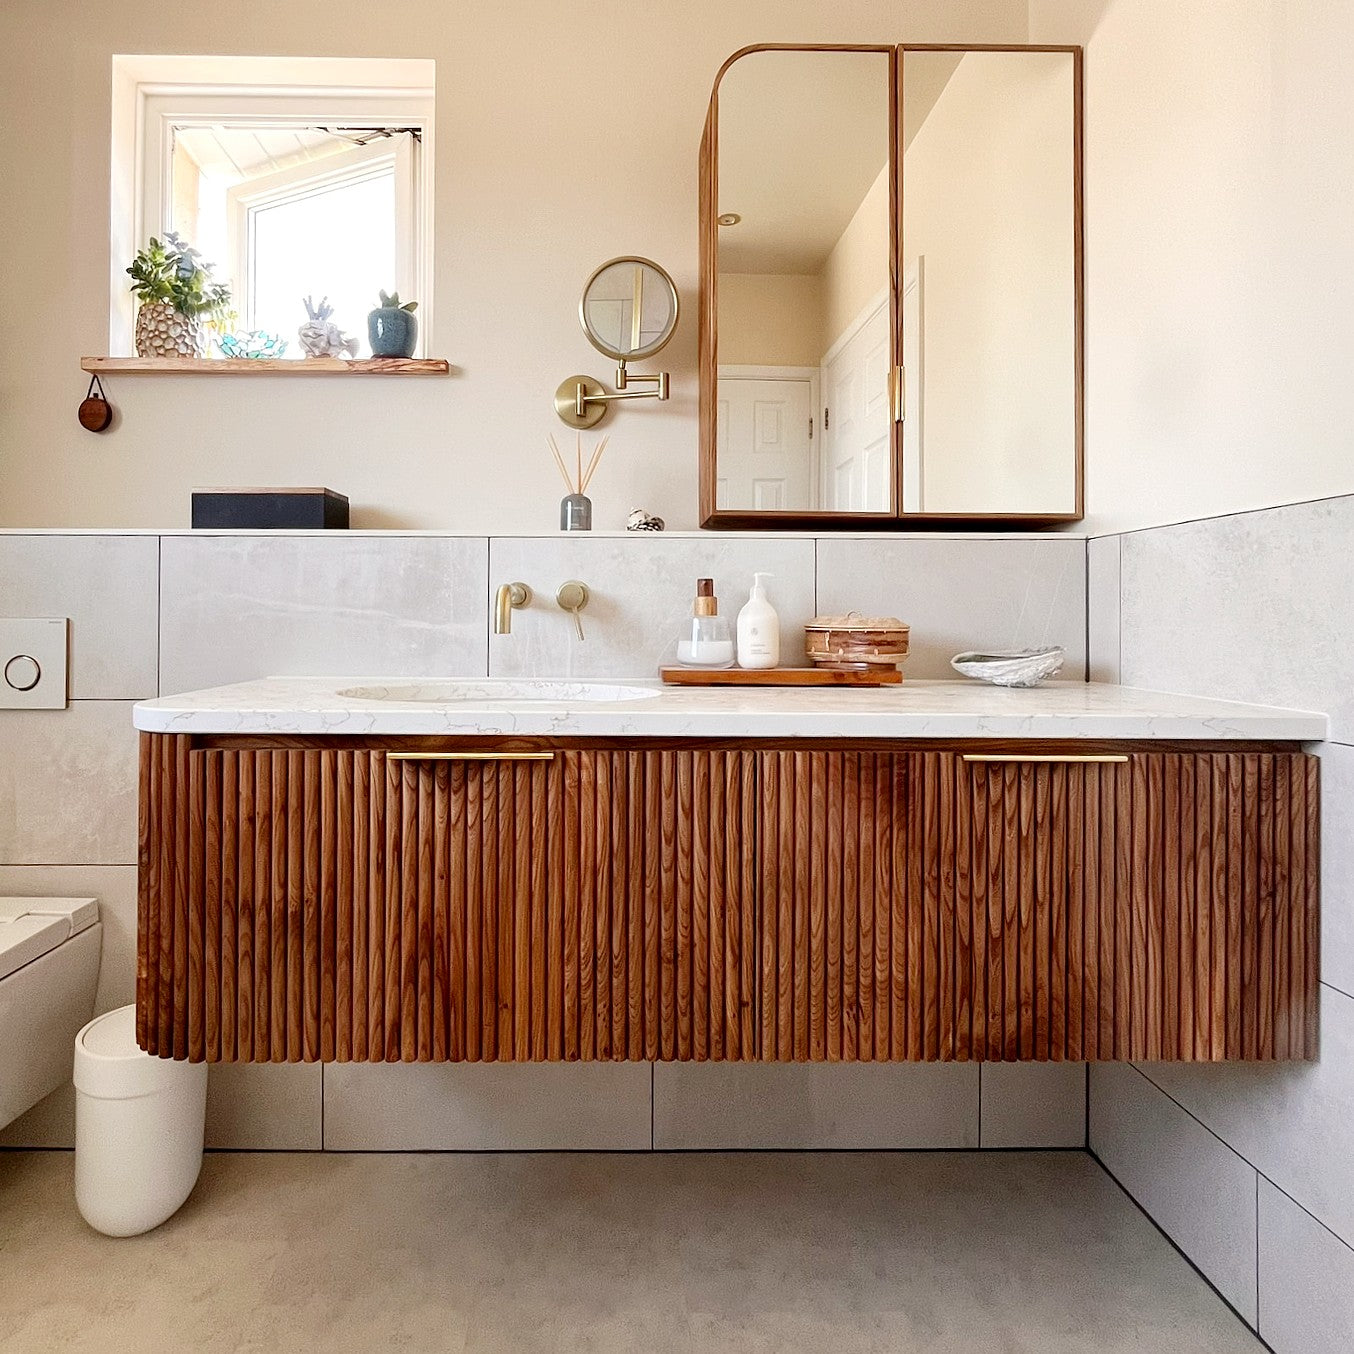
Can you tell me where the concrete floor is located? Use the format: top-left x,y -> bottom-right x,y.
0,1151 -> 1261,1354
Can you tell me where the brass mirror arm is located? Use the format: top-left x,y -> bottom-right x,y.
575,372 -> 669,412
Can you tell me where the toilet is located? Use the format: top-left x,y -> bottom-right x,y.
0,897 -> 101,1131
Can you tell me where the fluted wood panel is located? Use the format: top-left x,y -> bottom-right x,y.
757,749 -> 1318,1063
137,739 -> 757,1062
138,737 -> 1317,1063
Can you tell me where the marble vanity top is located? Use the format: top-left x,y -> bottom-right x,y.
132,678 -> 1326,741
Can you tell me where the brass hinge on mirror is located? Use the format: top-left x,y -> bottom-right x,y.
890,366 -> 906,423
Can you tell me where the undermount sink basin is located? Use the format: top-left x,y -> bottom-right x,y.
337,680 -> 662,704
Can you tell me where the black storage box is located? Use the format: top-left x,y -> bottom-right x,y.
191,487 -> 350,530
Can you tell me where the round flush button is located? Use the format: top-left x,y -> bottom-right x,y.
4,654 -> 42,692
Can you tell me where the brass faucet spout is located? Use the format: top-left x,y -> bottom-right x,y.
494,582 -> 531,635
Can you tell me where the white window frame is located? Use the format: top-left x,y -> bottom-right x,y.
223,138 -> 416,334
110,56 -> 434,356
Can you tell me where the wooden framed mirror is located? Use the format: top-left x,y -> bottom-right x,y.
699,44 -> 1083,530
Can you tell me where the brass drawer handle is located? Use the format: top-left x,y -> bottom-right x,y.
962,754 -> 1129,765
386,751 -> 555,763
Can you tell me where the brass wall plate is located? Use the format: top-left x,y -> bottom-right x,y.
554,376 -> 609,429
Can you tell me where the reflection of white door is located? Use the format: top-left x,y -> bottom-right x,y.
716,368 -> 816,511
820,293 -> 891,512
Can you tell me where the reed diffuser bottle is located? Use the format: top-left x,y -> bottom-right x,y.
548,432 -> 609,532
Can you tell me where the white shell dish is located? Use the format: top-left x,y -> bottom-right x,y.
950,646 -> 1066,688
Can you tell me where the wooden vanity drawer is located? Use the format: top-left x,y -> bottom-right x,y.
137,738 -> 758,1064
756,749 -> 1319,1064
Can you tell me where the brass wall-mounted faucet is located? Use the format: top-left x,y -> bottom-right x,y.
494,582 -> 531,635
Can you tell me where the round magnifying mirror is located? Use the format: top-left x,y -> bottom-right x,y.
579,256 -> 679,361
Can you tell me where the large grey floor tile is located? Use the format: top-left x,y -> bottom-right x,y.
1090,1062 -> 1258,1323
0,1152 -> 1261,1354
815,537 -> 1086,679
159,534 -> 489,693
0,703 -> 138,865
0,534 -> 158,698
1258,1178 -> 1354,1354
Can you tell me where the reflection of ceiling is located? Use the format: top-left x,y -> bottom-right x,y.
717,51 -> 890,275
901,51 -> 964,151
174,126 -> 355,184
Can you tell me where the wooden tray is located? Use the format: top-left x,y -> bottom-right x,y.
659,666 -> 901,687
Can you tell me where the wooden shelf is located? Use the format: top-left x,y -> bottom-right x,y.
81,356 -> 451,375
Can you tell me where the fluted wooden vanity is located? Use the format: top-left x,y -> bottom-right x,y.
133,681 -> 1324,1066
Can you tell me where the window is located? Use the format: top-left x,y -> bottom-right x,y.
111,57 -> 433,358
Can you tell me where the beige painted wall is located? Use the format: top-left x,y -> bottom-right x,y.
0,0 -> 1026,531
717,274 -> 823,367
821,164 -> 890,353
903,51 -> 1076,515
1031,0 -> 1354,532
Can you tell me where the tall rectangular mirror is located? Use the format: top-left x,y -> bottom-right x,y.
703,46 -> 896,522
900,47 -> 1081,517
699,44 -> 1082,529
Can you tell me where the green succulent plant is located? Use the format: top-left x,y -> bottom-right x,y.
376,290 -> 418,313
127,233 -> 231,318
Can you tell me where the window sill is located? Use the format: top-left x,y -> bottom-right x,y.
81,357 -> 451,375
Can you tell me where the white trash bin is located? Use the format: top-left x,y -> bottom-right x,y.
73,1004 -> 208,1237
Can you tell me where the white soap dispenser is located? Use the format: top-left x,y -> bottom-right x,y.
736,572 -> 780,669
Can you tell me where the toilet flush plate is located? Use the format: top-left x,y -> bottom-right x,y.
0,618 -> 68,709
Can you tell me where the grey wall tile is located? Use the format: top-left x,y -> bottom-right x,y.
1120,497 -> 1353,739
323,1062 -> 651,1150
0,703 -> 138,864
159,535 -> 489,693
815,537 -> 1086,679
1090,1062 -> 1258,1324
1319,742 -> 1354,999
1087,535 -> 1121,683
0,535 -> 158,698
1258,1178 -> 1354,1354
1141,984 -> 1354,1248
205,1063 -> 323,1150
487,536 -> 816,677
980,1062 -> 1086,1148
653,1062 -> 978,1149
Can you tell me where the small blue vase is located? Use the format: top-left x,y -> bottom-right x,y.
367,306 -> 417,358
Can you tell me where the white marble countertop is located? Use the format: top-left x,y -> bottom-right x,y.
132,678 -> 1327,741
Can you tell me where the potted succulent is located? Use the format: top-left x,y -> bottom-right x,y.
126,233 -> 231,358
367,290 -> 418,358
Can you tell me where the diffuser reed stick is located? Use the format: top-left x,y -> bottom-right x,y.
581,436 -> 609,494
546,432 -> 611,494
547,434 -> 572,491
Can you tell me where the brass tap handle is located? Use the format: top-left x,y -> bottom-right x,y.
556,580 -> 590,641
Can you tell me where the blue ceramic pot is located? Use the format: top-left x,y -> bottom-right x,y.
367,306 -> 418,358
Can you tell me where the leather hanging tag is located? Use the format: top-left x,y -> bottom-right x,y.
78,374 -> 112,432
